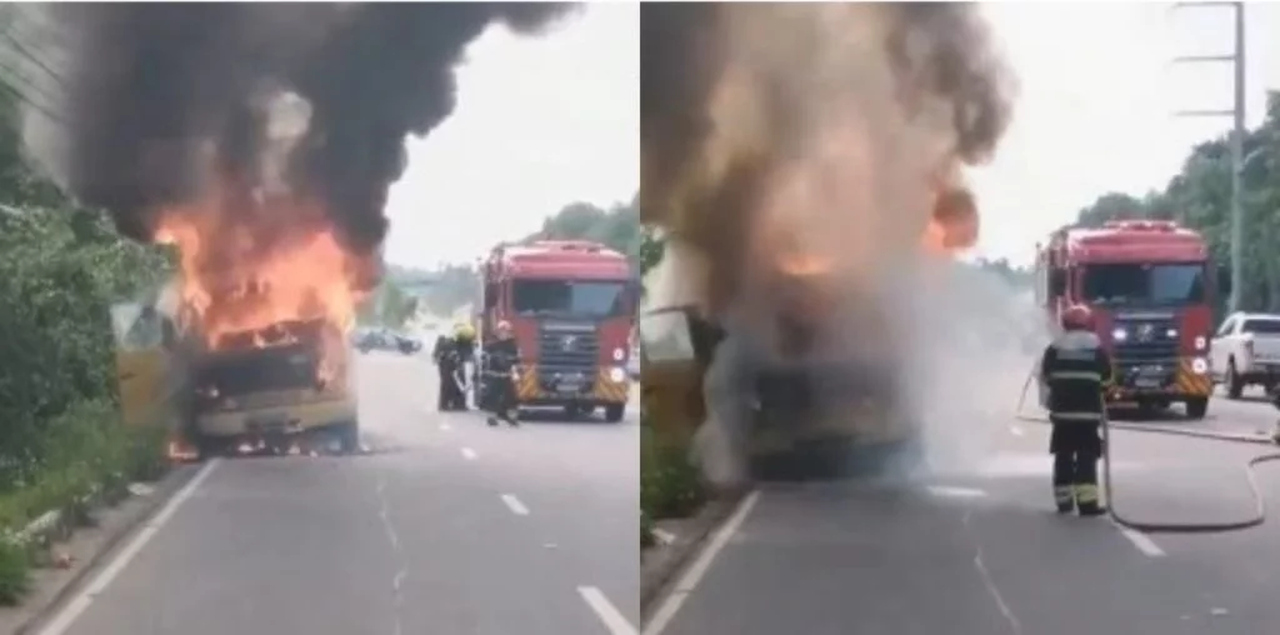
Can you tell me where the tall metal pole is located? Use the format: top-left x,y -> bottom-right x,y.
1171,1 -> 1245,311
1229,2 -> 1245,312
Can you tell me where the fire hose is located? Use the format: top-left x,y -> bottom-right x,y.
1016,363 -> 1280,534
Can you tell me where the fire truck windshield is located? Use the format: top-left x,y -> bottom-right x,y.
1080,263 -> 1206,307
512,279 -> 627,317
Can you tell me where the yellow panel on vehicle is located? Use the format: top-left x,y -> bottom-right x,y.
592,368 -> 629,403
516,364 -> 541,401
1175,358 -> 1212,396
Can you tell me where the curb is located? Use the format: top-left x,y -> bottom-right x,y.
639,489 -> 746,623
13,463 -> 201,635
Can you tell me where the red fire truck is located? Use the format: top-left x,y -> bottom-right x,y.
1033,220 -> 1222,419
476,240 -> 638,422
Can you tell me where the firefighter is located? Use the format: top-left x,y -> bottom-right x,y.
1040,304 -> 1113,517
436,324 -> 476,411
484,320 -> 520,427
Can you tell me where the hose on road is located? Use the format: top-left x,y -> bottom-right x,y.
1015,365 -> 1280,534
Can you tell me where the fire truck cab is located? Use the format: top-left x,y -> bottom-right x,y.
476,240 -> 638,422
1034,220 -> 1221,419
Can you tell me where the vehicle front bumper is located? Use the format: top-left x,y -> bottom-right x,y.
195,399 -> 357,438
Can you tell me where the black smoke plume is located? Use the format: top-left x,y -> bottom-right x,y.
20,2 -> 575,256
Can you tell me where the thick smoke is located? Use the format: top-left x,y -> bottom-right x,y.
640,3 -> 1019,486
17,2 -> 574,261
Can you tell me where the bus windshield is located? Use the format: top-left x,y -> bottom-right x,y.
1080,263 -> 1206,307
511,279 -> 628,317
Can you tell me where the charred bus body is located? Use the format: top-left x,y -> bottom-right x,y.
723,264 -> 924,481
113,282 -> 360,460
180,318 -> 359,458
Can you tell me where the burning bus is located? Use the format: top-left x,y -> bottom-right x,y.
112,279 -> 360,460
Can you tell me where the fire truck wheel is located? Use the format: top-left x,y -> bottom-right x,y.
604,404 -> 626,423
1185,397 -> 1209,420
1226,361 -> 1245,399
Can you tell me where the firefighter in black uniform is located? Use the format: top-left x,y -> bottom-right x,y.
435,324 -> 476,411
1040,304 -> 1113,517
484,320 -> 520,427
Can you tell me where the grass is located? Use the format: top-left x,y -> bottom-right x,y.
0,399 -> 167,606
640,415 -> 706,549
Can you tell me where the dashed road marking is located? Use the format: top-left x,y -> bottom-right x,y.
461,447 -> 477,460
643,490 -> 761,635
440,423 -> 452,432
501,494 -> 529,516
1112,520 -> 1166,557
36,459 -> 222,635
927,485 -> 988,499
578,586 -> 638,635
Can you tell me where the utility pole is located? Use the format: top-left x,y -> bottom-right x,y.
1171,1 -> 1245,311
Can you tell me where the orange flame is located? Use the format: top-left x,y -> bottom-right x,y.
921,185 -> 979,256
153,176 -> 374,381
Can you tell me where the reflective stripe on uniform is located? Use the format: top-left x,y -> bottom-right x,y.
1054,486 -> 1074,504
1052,411 -> 1103,422
1075,483 -> 1100,504
1048,371 -> 1102,381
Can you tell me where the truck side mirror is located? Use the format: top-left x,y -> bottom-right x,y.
1048,269 -> 1066,297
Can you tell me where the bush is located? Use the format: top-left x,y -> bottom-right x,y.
640,418 -> 706,522
0,540 -> 29,606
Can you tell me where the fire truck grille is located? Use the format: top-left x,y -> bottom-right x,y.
537,322 -> 599,393
1112,317 -> 1178,368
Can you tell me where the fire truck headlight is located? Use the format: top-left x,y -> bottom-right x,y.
612,347 -> 625,362
1194,336 -> 1207,350
1192,357 -> 1209,375
609,366 -> 627,383
1112,328 -> 1128,342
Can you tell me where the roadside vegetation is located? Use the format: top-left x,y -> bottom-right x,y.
0,64 -> 173,603
638,229 -> 707,549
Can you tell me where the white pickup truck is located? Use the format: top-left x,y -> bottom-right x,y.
1210,312 -> 1280,398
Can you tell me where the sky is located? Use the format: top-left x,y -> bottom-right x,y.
972,1 -> 1280,267
382,2 -> 638,270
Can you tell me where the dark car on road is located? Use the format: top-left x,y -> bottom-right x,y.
353,328 -> 421,355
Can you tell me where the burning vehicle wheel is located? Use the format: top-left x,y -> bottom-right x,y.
194,434 -> 235,461
604,403 -> 625,423
332,421 -> 360,454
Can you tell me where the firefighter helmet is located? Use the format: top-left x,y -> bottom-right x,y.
495,320 -> 513,337
1061,305 -> 1095,331
454,322 -> 476,340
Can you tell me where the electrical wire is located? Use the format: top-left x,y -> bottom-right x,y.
1015,364 -> 1280,534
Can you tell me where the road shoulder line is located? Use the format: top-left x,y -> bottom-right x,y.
32,459 -> 221,635
578,586 -> 638,635
642,490 -> 761,635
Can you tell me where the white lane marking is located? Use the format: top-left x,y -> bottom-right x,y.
927,485 -> 988,499
1112,520 -> 1166,557
36,459 -> 222,635
439,423 -> 452,432
643,490 -> 761,635
461,447 -> 477,460
1009,425 -> 1025,437
579,586 -> 638,635
501,494 -> 529,516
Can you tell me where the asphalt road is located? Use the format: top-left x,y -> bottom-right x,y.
646,387 -> 1280,635
37,351 -> 640,635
